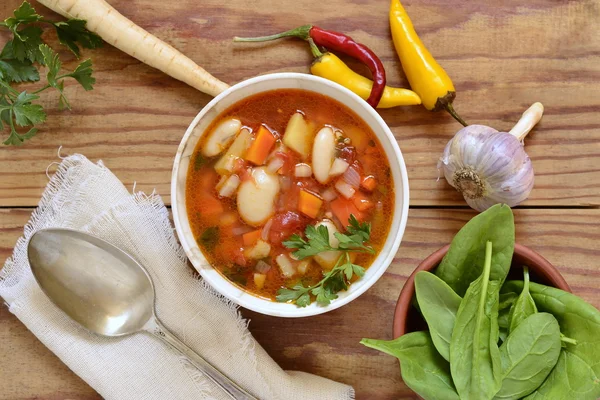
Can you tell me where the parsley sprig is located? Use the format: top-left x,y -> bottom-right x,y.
277,215 -> 375,307
0,1 -> 102,145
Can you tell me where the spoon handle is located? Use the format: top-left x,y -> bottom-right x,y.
146,316 -> 257,400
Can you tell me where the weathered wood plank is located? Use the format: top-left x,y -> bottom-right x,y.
1,207 -> 599,399
0,0 -> 598,207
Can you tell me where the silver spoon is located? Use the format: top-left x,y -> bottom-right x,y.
27,228 -> 257,400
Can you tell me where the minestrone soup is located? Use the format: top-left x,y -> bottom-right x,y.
186,89 -> 394,304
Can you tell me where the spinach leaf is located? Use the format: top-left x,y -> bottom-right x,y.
507,267 -> 537,333
499,292 -> 518,311
450,241 -> 502,400
494,313 -> 561,400
361,332 -> 459,400
498,292 -> 517,342
415,271 -> 461,361
436,204 -> 514,296
503,281 -> 600,400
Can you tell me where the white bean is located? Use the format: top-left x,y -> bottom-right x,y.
312,127 -> 335,184
202,118 -> 242,157
314,219 -> 342,270
237,167 -> 280,226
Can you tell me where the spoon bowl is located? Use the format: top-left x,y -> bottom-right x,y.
28,228 -> 154,336
27,228 -> 256,400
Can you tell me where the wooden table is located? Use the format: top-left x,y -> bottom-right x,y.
1,0 -> 599,398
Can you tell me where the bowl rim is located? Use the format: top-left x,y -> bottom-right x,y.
392,243 -> 571,338
171,72 -> 410,318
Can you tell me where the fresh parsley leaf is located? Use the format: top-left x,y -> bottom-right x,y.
0,58 -> 39,83
0,41 -> 39,82
347,214 -> 371,241
39,44 -> 60,86
12,91 -> 44,126
199,226 -> 219,250
295,293 -> 311,307
3,125 -> 37,146
352,264 -> 366,278
4,2 -> 41,33
10,26 -> 44,64
285,224 -> 332,259
282,233 -> 308,250
54,19 -> 103,57
65,59 -> 95,90
194,153 -> 206,170
277,216 -> 375,307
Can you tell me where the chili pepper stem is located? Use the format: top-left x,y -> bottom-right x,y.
307,38 -> 323,58
444,103 -> 469,127
233,25 -> 312,42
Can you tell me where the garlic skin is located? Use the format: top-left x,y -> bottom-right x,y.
438,124 -> 534,211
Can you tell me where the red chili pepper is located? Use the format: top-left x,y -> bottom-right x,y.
234,25 -> 386,108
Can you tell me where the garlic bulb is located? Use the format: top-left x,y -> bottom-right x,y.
438,103 -> 544,211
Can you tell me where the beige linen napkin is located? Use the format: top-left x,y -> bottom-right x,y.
0,154 -> 354,400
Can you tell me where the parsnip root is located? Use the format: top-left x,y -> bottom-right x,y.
38,0 -> 229,97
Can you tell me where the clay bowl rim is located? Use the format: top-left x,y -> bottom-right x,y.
393,243 -> 571,339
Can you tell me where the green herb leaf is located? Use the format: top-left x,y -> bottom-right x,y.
351,264 -> 365,277
198,226 -> 219,250
0,42 -> 39,83
295,292 -> 311,307
12,91 -> 44,126
282,233 -> 307,250
361,332 -> 459,400
53,19 -> 103,57
64,58 -> 95,90
10,26 -> 44,64
0,58 -> 38,83
278,217 -> 374,307
193,153 -> 206,170
39,44 -> 60,86
286,224 -> 331,259
4,2 -> 42,32
3,125 -> 37,146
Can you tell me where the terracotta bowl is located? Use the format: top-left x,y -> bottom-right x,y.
393,243 -> 571,338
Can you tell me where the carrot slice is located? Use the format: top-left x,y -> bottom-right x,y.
242,229 -> 262,246
361,175 -> 377,192
330,197 -> 364,228
352,192 -> 374,211
298,189 -> 323,218
245,126 -> 277,165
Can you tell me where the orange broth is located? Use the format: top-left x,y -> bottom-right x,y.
186,89 -> 394,300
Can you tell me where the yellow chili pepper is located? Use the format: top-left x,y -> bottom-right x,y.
389,0 -> 467,126
311,52 -> 421,108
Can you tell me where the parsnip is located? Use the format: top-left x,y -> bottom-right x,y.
37,0 -> 229,97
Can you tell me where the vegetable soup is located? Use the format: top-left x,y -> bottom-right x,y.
186,89 -> 394,306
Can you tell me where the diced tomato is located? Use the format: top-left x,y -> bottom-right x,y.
232,246 -> 247,266
338,146 -> 357,163
269,211 -> 310,245
239,167 -> 253,182
331,197 -> 364,229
